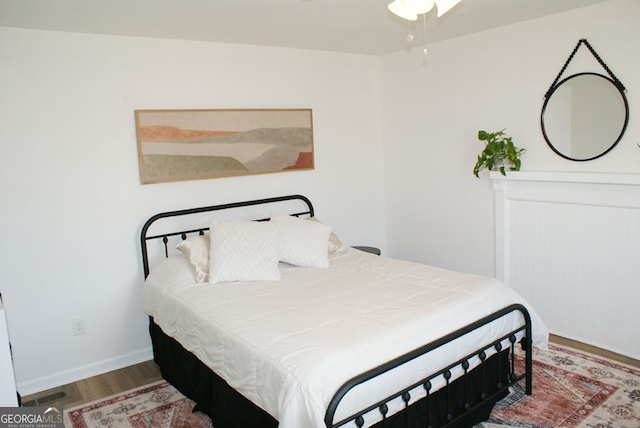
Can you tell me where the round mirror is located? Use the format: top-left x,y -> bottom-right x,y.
541,72 -> 629,161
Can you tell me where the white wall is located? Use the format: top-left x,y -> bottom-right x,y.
0,28 -> 386,394
380,0 -> 640,276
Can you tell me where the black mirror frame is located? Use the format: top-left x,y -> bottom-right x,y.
541,72 -> 630,162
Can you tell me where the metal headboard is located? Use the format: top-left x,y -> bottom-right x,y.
140,194 -> 314,279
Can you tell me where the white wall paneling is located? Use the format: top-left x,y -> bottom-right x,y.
493,171 -> 640,359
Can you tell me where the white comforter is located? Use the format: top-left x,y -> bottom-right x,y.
144,248 -> 548,428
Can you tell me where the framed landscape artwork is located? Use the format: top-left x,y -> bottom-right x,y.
135,109 -> 314,184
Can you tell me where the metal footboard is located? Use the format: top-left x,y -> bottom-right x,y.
325,304 -> 533,428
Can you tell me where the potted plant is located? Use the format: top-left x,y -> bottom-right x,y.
473,129 -> 525,177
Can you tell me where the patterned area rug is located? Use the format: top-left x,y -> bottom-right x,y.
63,344 -> 639,428
476,344 -> 640,428
63,381 -> 211,428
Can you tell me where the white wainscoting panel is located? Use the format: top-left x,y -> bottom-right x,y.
492,172 -> 640,359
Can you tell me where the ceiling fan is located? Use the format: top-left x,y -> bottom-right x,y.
387,0 -> 462,20
386,0 -> 462,53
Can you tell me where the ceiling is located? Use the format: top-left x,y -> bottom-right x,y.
0,0 -> 612,55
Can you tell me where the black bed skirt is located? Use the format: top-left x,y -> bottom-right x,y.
149,318 -> 508,428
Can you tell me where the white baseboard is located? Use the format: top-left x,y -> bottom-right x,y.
17,347 -> 154,397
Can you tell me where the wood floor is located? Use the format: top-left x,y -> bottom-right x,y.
550,334 -> 639,368
21,335 -> 639,411
20,360 -> 162,409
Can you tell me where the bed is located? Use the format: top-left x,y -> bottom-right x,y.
140,194 -> 548,428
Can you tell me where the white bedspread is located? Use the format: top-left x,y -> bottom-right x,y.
144,248 -> 548,428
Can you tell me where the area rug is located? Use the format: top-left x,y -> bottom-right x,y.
475,343 -> 640,428
63,344 -> 639,428
63,381 -> 211,428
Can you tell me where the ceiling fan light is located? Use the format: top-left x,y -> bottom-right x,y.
402,0 -> 435,15
434,0 -> 462,17
388,0 -> 418,21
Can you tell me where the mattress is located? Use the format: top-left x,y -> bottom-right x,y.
144,248 -> 548,428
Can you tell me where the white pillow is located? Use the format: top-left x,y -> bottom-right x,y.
271,212 -> 331,268
208,219 -> 281,284
176,234 -> 210,283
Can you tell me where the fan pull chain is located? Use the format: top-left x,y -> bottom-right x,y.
422,14 -> 428,55
406,20 -> 414,42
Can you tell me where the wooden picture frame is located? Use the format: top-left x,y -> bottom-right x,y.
135,109 -> 314,184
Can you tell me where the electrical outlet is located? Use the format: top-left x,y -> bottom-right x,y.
72,318 -> 85,336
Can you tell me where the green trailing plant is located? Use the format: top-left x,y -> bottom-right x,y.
473,129 -> 525,177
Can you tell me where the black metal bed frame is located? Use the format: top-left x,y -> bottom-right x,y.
141,194 -> 314,279
325,305 -> 532,428
140,194 -> 533,428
